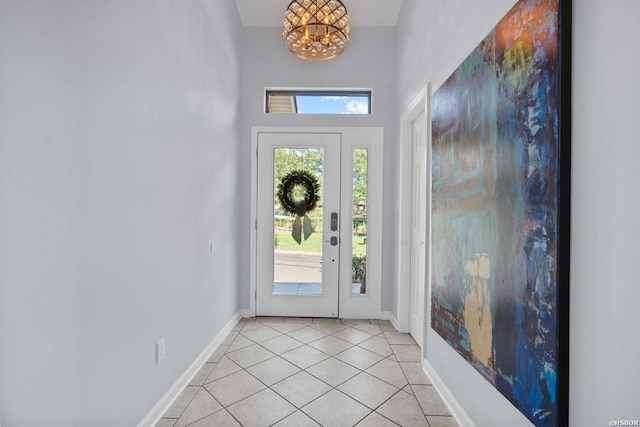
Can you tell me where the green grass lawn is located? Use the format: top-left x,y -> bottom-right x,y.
276,231 -> 367,255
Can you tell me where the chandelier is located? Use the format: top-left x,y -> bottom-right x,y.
283,0 -> 350,61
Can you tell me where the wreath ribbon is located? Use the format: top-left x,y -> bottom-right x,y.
292,201 -> 314,244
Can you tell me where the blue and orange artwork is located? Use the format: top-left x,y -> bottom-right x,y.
431,0 -> 566,426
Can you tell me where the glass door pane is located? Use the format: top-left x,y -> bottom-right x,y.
272,147 -> 324,296
351,148 -> 368,295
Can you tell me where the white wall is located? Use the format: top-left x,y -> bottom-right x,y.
397,0 -> 640,425
570,1 -> 640,424
0,1 -> 243,425
238,26 -> 399,313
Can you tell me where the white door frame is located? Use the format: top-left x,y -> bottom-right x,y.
397,84 -> 431,337
250,126 -> 384,319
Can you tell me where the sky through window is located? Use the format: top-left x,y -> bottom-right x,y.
267,90 -> 371,114
296,95 -> 369,114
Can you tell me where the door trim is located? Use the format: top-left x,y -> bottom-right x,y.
397,84 -> 431,336
250,126 -> 384,319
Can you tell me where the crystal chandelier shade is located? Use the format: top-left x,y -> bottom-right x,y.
283,0 -> 350,61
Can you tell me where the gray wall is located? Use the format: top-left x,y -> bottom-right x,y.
0,1 -> 243,425
238,26 -> 399,313
397,0 -> 640,425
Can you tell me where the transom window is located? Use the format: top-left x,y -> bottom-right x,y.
266,90 -> 371,115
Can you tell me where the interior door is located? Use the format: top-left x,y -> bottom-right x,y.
256,132 -> 341,317
409,112 -> 427,347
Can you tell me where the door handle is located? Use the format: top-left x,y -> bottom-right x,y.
325,236 -> 338,246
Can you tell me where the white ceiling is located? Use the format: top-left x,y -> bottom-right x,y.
235,0 -> 404,27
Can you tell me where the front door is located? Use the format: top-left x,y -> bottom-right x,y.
256,132 -> 341,317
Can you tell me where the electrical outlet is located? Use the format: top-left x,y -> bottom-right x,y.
156,338 -> 165,364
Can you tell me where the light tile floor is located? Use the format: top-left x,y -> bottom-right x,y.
156,318 -> 459,427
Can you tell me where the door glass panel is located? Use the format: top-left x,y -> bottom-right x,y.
272,147 -> 324,296
351,148 -> 368,295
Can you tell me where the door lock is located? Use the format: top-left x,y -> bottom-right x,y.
326,236 -> 338,246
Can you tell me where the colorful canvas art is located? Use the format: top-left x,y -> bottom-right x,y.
430,0 -> 570,426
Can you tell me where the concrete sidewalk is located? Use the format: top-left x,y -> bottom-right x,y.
274,250 -> 322,283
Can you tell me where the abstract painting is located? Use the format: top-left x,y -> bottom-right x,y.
430,0 -> 570,426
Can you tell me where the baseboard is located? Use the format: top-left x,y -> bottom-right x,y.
422,358 -> 475,427
380,310 -> 400,331
239,308 -> 252,318
137,311 -> 242,427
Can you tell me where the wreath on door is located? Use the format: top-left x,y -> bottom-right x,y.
277,170 -> 321,244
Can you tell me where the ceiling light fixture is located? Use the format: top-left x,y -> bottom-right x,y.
283,0 -> 350,61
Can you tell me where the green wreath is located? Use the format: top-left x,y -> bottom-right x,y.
277,170 -> 321,244
277,170 -> 320,215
